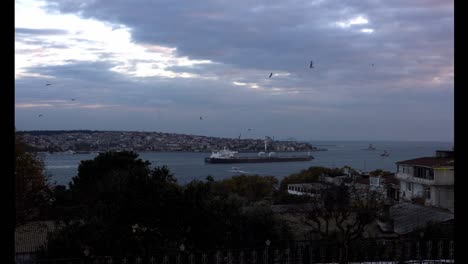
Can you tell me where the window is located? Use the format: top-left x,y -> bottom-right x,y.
414,166 -> 434,180
400,166 -> 411,174
406,182 -> 412,191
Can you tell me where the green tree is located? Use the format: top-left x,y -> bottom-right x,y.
301,183 -> 387,264
279,166 -> 343,191
15,133 -> 51,226
45,151 -> 184,257
212,175 -> 278,204
369,169 -> 392,177
45,153 -> 292,256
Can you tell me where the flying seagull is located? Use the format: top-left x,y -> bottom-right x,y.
46,83 -> 52,86
38,114 -> 43,117
372,64 -> 375,67
71,98 -> 76,101
309,61 -> 314,68
248,128 -> 252,131
269,73 -> 273,78
200,116 -> 203,120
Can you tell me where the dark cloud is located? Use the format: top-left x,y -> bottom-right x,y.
14,0 -> 453,141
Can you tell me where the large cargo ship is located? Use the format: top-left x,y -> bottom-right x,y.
205,139 -> 314,164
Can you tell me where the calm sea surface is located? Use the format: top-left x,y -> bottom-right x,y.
42,141 -> 452,186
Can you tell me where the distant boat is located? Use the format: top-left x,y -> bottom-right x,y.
363,144 -> 376,151
380,150 -> 389,157
229,167 -> 247,173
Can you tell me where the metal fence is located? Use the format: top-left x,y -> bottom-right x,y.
16,239 -> 455,264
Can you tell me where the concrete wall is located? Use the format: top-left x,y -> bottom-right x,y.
433,168 -> 454,185
434,187 -> 454,212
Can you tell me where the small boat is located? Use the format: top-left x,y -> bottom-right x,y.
363,144 -> 376,151
381,150 -> 389,157
229,167 -> 247,173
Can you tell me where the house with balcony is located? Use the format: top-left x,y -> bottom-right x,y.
396,150 -> 454,212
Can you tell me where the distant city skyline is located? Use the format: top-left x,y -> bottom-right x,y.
15,0 -> 453,142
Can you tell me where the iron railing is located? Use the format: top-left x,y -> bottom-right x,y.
15,239 -> 455,264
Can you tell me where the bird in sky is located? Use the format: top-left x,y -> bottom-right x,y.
38,114 -> 43,117
46,83 -> 52,86
200,116 -> 203,120
248,128 -> 252,131
309,61 -> 314,68
372,64 -> 375,67
71,98 -> 76,101
269,73 -> 273,78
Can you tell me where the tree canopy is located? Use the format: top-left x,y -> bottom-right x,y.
15,133 -> 51,225
44,151 -> 290,257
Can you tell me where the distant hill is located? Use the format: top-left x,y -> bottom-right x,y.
17,130 -> 105,136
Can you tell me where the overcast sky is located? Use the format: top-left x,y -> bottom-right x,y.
15,0 -> 453,141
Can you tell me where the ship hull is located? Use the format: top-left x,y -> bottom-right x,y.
205,156 -> 314,164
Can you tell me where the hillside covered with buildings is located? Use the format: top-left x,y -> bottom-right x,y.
17,130 -> 316,153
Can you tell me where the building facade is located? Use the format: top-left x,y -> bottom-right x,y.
396,150 -> 454,212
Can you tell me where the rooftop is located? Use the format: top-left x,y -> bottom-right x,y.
379,203 -> 454,235
396,157 -> 454,168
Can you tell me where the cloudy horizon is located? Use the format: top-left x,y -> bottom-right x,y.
15,0 -> 454,142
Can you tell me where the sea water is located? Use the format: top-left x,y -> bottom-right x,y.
42,141 -> 452,186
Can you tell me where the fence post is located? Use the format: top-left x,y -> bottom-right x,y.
239,251 -> 244,264
308,245 -> 313,264
285,248 -> 290,264
136,256 -> 142,264
416,241 -> 421,263
215,251 -> 221,264
189,253 -> 194,264
449,240 -> 455,260
252,250 -> 257,264
273,249 -> 279,264
299,245 -> 305,264
406,241 -> 412,261
437,241 -> 444,260
320,245 -> 326,263
426,241 -> 432,260
201,253 -> 208,264
162,255 -> 169,264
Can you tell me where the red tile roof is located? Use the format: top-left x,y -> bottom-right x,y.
396,157 -> 454,168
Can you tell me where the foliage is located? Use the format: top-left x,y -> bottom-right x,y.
300,183 -> 387,263
272,190 -> 311,204
369,169 -> 392,177
279,166 -> 344,191
212,175 -> 278,204
45,151 -> 184,257
15,133 -> 51,225
44,152 -> 288,257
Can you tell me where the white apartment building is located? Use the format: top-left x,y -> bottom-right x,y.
396,150 -> 454,212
